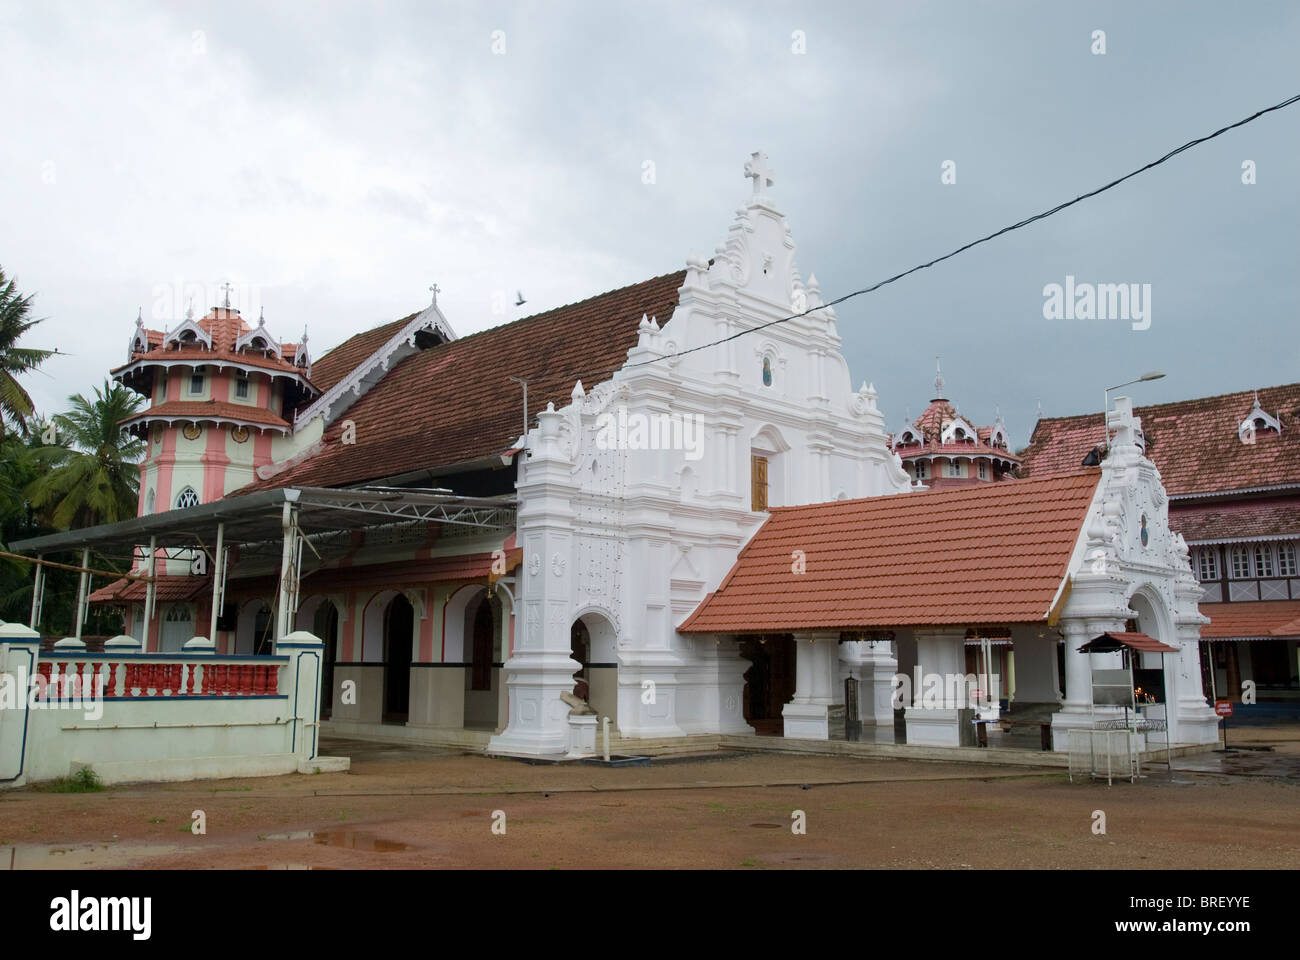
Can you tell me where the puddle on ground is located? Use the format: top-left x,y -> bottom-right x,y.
253,864 -> 338,870
2,843 -> 179,870
256,829 -> 408,851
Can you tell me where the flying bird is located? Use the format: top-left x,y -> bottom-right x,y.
515,290 -> 526,307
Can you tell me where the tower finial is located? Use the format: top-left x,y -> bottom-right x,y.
185,298 -> 194,321
934,356 -> 945,397
429,282 -> 440,306
136,306 -> 143,327
221,281 -> 233,309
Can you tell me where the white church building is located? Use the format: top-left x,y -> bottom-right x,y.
8,154 -> 1219,776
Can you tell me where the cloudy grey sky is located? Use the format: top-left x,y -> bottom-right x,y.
2,0 -> 1297,447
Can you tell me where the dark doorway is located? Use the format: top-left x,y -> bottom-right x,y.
470,597 -> 494,691
253,604 -> 273,657
738,635 -> 795,736
570,620 -> 591,701
383,595 -> 413,723
313,602 -> 339,719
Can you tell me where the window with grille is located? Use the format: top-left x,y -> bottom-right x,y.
1254,544 -> 1275,578
1279,542 -> 1298,577
750,455 -> 768,511
915,461 -> 928,480
175,487 -> 199,509
978,461 -> 989,481
189,371 -> 204,395
1196,548 -> 1219,582
234,372 -> 250,399
944,460 -> 962,478
1230,546 -> 1252,579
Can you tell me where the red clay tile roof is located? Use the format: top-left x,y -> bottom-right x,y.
895,399 -> 1018,463
238,271 -> 686,491
89,574 -> 211,605
1021,382 -> 1300,497
1198,600 -> 1300,640
308,314 -> 414,395
120,399 -> 292,432
1170,498 -> 1300,543
116,308 -> 307,379
678,471 -> 1100,634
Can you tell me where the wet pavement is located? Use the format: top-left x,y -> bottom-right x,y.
1172,746 -> 1300,779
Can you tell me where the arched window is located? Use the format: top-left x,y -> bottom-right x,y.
761,356 -> 773,387
175,487 -> 199,509
1254,544 -> 1275,578
145,489 -> 155,515
1229,546 -> 1252,579
1279,542 -> 1298,578
1196,548 -> 1219,582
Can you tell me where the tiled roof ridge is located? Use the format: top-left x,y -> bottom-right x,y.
766,467 -> 1098,514
445,268 -> 686,348
1034,379 -> 1300,426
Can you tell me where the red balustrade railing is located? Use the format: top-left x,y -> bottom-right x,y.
29,657 -> 284,700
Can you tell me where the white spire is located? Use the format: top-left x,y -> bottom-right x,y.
934,356 -> 945,397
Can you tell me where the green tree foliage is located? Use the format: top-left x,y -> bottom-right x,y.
0,267 -> 55,436
26,381 -> 144,530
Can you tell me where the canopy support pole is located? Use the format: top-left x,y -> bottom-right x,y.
29,554 -> 45,630
73,548 -> 90,640
275,502 -> 301,641
141,536 -> 157,652
208,522 -> 225,644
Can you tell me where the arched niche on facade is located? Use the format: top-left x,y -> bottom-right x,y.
235,598 -> 273,656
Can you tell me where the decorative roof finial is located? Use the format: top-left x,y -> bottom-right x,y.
744,151 -> 774,201
135,307 -> 143,327
934,356 -> 945,397
1036,398 -> 1044,419
221,281 -> 233,309
258,306 -> 266,326
185,298 -> 194,321
429,282 -> 440,306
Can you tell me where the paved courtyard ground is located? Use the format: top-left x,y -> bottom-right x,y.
2,725 -> 1297,870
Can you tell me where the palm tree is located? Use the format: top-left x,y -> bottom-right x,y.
25,381 -> 145,530
0,267 -> 55,435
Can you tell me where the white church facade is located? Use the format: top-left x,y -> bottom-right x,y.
10,154 -> 1220,771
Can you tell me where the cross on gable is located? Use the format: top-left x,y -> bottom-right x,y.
744,151 -> 774,199
429,282 -> 440,305
220,281 -> 234,308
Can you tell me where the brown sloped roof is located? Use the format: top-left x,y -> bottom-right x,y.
1199,601 -> 1300,640
308,313 -> 416,395
120,399 -> 292,431
678,471 -> 1100,634
1020,382 -> 1300,497
1170,498 -> 1300,543
239,270 -> 686,491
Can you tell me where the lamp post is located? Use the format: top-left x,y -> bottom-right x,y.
1103,371 -> 1164,444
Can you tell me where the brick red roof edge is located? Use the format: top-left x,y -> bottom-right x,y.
679,471 -> 1100,634
238,270 -> 686,492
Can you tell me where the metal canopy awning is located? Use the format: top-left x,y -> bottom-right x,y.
10,486 -> 517,559
1077,631 -> 1178,655
10,485 -> 517,644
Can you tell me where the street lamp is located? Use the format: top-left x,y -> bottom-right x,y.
1103,371 -> 1164,443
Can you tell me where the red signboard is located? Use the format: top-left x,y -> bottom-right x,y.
1214,699 -> 1233,717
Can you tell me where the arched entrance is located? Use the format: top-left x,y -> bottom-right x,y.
569,611 -> 618,725
738,634 -> 796,736
383,594 -> 413,723
160,604 -> 193,653
312,600 -> 340,719
462,591 -> 502,729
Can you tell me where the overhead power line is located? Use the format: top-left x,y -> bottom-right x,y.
623,91 -> 1300,371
